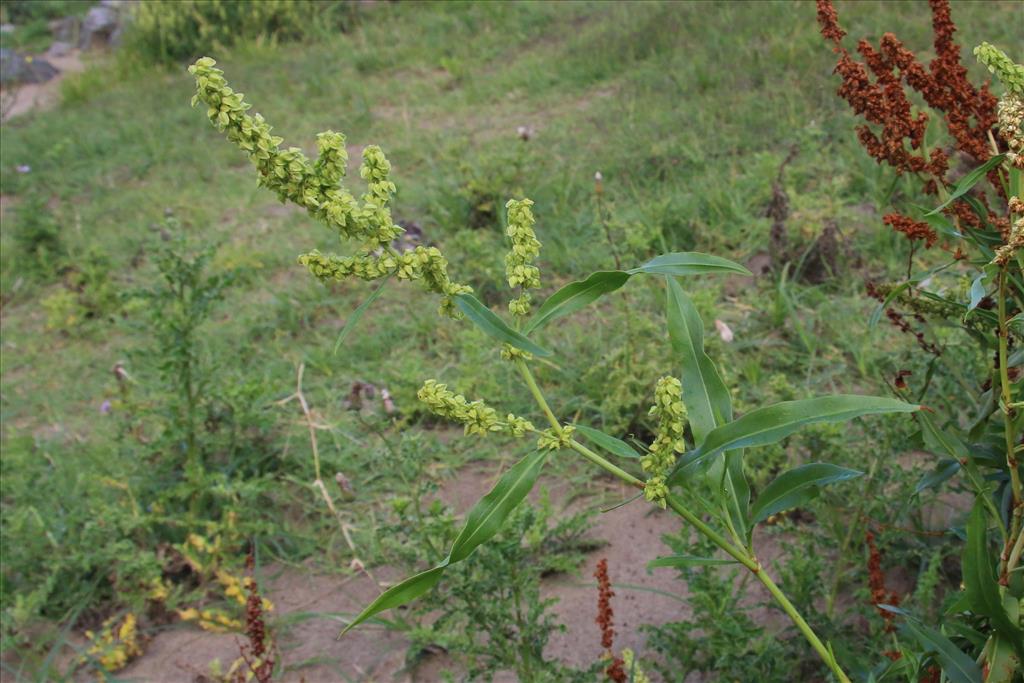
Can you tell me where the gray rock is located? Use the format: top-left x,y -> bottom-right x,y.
0,48 -> 60,85
0,24 -> 15,35
49,16 -> 81,43
46,41 -> 74,58
80,5 -> 120,49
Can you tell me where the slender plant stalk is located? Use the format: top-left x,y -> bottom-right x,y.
515,358 -> 851,682
1006,524 -> 1024,578
997,270 -> 1022,548
515,359 -> 644,487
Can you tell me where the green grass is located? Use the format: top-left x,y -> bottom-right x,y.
1,0 -> 1020,677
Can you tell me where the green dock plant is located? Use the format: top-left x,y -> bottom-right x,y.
818,2 -> 1024,677
189,56 -> 922,681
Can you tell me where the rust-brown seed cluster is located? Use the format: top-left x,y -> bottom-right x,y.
594,558 -> 626,683
817,0 -> 1003,246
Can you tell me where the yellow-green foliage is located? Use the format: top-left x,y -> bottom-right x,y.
126,1 -> 354,66
189,57 -> 473,318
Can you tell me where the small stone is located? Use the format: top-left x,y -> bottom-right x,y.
49,16 -> 80,43
0,49 -> 59,86
80,5 -> 120,49
46,41 -> 73,58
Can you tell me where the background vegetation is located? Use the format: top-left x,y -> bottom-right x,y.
1,1 -> 1020,680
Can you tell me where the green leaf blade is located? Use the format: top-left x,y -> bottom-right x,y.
647,555 -> 738,570
341,451 -> 547,635
340,565 -> 446,635
665,276 -> 732,444
573,424 -> 641,459
750,463 -> 863,525
900,615 -> 983,683
720,450 -> 750,541
455,293 -> 551,357
963,501 -> 1024,656
448,450 -> 548,563
669,395 -> 918,485
523,271 -> 630,334
925,154 -> 1006,216
630,252 -> 752,277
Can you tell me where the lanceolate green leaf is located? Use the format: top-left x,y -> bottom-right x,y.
573,424 -> 641,459
914,459 -> 960,495
341,451 -> 547,634
647,555 -> 738,570
965,272 -> 987,317
665,276 -> 732,444
664,277 -> 748,537
750,463 -> 863,525
963,501 -> 1024,658
333,277 -> 390,354
987,633 -> 1022,683
916,412 -> 969,460
926,154 -> 1006,216
720,450 -> 750,540
523,252 -> 751,335
449,450 -> 549,562
630,252 -> 752,277
340,566 -> 446,635
454,293 -> 551,357
669,396 -> 918,484
891,610 -> 983,683
523,271 -> 630,334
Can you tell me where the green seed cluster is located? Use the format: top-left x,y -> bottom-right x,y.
499,344 -> 533,362
975,44 -> 1024,170
974,43 -> 1024,96
504,199 -> 542,317
298,247 -> 471,318
417,380 -> 534,437
188,57 -> 471,317
642,376 -> 686,508
536,424 -> 575,451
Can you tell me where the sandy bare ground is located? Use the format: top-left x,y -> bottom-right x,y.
1,47 -> 86,122
115,463 -> 699,682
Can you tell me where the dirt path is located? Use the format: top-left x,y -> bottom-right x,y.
1,48 -> 86,122
118,465 -> 697,682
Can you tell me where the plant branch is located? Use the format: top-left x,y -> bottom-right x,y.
515,356 -> 849,681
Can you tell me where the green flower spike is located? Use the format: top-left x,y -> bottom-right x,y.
642,376 -> 686,508
188,57 -> 471,317
504,198 -> 542,318
417,380 -> 534,438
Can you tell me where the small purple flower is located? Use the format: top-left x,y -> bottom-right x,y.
16,165 -> 31,174
100,400 -> 112,414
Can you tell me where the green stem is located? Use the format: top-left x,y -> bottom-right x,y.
997,269 -> 1022,544
664,495 -> 850,683
567,439 -> 645,489
1006,523 -> 1024,578
517,359 -> 645,488
516,359 -> 561,433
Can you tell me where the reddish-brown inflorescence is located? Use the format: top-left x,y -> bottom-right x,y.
865,531 -> 901,633
882,213 -> 938,248
817,0 -> 1004,247
237,548 -> 274,683
818,0 -> 997,174
594,559 -> 626,683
